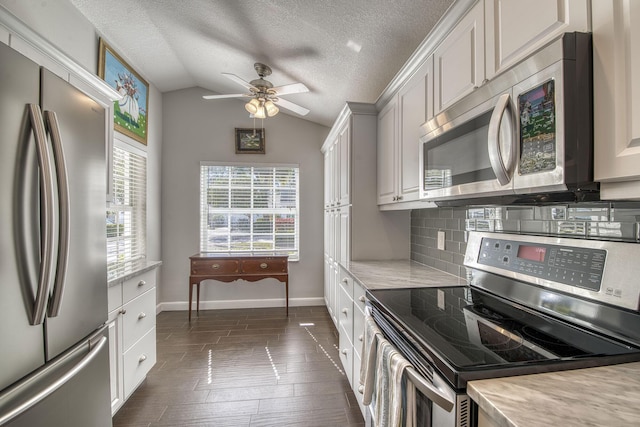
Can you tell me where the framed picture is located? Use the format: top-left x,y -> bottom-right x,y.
98,38 -> 149,145
235,128 -> 266,154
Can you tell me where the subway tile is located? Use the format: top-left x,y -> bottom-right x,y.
438,208 -> 454,219
568,205 -> 610,221
467,208 -> 485,219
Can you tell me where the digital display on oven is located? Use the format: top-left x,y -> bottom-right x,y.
519,79 -> 556,175
517,245 -> 547,262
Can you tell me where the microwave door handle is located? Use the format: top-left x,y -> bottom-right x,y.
488,93 -> 515,186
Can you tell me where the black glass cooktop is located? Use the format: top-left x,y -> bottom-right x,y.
367,286 -> 640,389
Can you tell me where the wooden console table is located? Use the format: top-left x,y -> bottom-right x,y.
188,253 -> 289,320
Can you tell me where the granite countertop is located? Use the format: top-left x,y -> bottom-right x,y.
107,260 -> 162,287
468,362 -> 640,427
345,259 -> 464,290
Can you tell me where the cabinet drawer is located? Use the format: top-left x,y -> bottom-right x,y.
241,258 -> 287,274
122,288 -> 156,351
352,351 -> 366,417
353,305 -> 365,359
123,326 -> 156,398
338,268 -> 354,297
339,329 -> 353,385
353,281 -> 366,312
338,284 -> 354,344
191,259 -> 240,275
122,270 -> 156,303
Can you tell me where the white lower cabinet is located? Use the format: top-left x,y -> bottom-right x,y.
107,268 -> 158,414
337,266 -> 367,418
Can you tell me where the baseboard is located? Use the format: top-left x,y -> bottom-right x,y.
156,297 -> 325,314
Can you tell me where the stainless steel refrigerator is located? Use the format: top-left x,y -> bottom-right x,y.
0,42 -> 112,426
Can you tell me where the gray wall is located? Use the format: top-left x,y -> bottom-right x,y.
161,87 -> 329,309
1,0 -> 164,292
411,202 -> 640,276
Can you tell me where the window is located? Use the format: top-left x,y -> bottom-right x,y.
107,142 -> 147,278
200,163 -> 300,260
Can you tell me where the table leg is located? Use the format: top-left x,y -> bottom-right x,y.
196,282 -> 200,316
188,281 -> 193,321
285,278 -> 289,317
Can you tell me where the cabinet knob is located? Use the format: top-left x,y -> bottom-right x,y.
358,295 -> 365,302
358,385 -> 364,394
119,309 -> 126,315
358,334 -> 364,342
341,349 -> 348,355
137,280 -> 146,287
342,308 -> 348,315
138,354 -> 147,363
341,278 -> 349,286
260,263 -> 268,269
392,196 -> 397,201
211,263 -> 220,269
138,312 -> 146,320
397,195 -> 403,201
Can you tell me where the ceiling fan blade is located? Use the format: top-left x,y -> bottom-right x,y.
271,82 -> 309,96
202,93 -> 248,100
223,73 -> 257,91
274,98 -> 310,116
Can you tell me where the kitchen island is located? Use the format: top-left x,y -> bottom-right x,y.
469,361 -> 640,427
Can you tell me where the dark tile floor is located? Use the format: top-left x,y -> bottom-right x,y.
113,306 -> 365,427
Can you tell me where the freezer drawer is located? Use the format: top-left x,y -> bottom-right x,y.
0,327 -> 111,427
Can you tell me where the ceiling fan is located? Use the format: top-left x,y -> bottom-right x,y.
202,62 -> 310,118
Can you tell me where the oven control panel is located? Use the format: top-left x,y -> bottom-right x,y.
477,237 -> 606,292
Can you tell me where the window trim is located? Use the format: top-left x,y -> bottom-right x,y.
199,161 -> 300,261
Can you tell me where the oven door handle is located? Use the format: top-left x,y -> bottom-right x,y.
405,367 -> 455,412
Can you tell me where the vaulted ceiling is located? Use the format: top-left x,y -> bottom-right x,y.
70,0 -> 455,127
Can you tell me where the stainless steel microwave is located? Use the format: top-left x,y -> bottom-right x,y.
419,32 -> 597,205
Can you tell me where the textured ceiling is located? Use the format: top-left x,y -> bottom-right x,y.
70,0 -> 454,127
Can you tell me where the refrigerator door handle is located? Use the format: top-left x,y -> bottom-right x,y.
44,110 -> 70,318
27,104 -> 56,326
0,336 -> 107,425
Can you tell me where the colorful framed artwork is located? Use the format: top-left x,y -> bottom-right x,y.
235,128 -> 266,154
98,38 -> 149,145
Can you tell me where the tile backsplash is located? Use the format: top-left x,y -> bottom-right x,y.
411,202 -> 640,278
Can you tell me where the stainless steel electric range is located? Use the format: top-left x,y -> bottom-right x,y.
366,231 -> 640,427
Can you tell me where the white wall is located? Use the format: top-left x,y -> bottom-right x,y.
161,87 -> 329,309
0,0 -> 164,282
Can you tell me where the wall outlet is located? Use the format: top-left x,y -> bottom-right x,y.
437,231 -> 446,250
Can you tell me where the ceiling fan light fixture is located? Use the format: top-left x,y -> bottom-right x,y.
264,100 -> 279,117
245,98 -> 260,114
254,101 -> 267,119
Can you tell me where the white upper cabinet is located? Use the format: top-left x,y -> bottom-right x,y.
338,124 -> 351,207
376,100 -> 397,205
485,0 -> 590,80
593,0 -> 640,198
433,0 -> 485,114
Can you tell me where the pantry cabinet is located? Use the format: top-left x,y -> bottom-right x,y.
484,0 -> 590,80
433,0 -> 485,114
376,100 -> 397,205
592,0 -> 640,198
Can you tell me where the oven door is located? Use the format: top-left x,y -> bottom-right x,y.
419,90 -> 516,201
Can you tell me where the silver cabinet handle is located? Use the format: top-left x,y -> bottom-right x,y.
137,280 -> 146,287
358,385 -> 364,394
0,336 -> 107,425
341,349 -> 348,355
358,334 -> 364,342
211,263 -> 220,269
44,110 -> 70,318
260,263 -> 268,269
358,295 -> 365,302
119,309 -> 127,315
487,92 -> 515,186
341,278 -> 349,286
138,354 -> 147,363
27,104 -> 56,326
342,308 -> 348,315
138,312 -> 146,320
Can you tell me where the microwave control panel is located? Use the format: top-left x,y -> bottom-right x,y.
477,237 -> 606,292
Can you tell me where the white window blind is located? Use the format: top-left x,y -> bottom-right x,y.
107,145 -> 147,278
200,164 -> 299,260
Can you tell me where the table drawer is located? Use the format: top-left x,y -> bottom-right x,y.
241,258 -> 287,274
123,326 -> 156,398
191,259 -> 240,275
122,288 -> 156,351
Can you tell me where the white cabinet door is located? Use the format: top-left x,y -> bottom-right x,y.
593,0 -> 640,197
377,100 -> 397,204
323,150 -> 331,208
107,309 -> 124,415
339,207 -> 350,266
434,1 -> 484,114
397,56 -> 433,202
485,0 -> 590,79
338,123 -> 351,206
